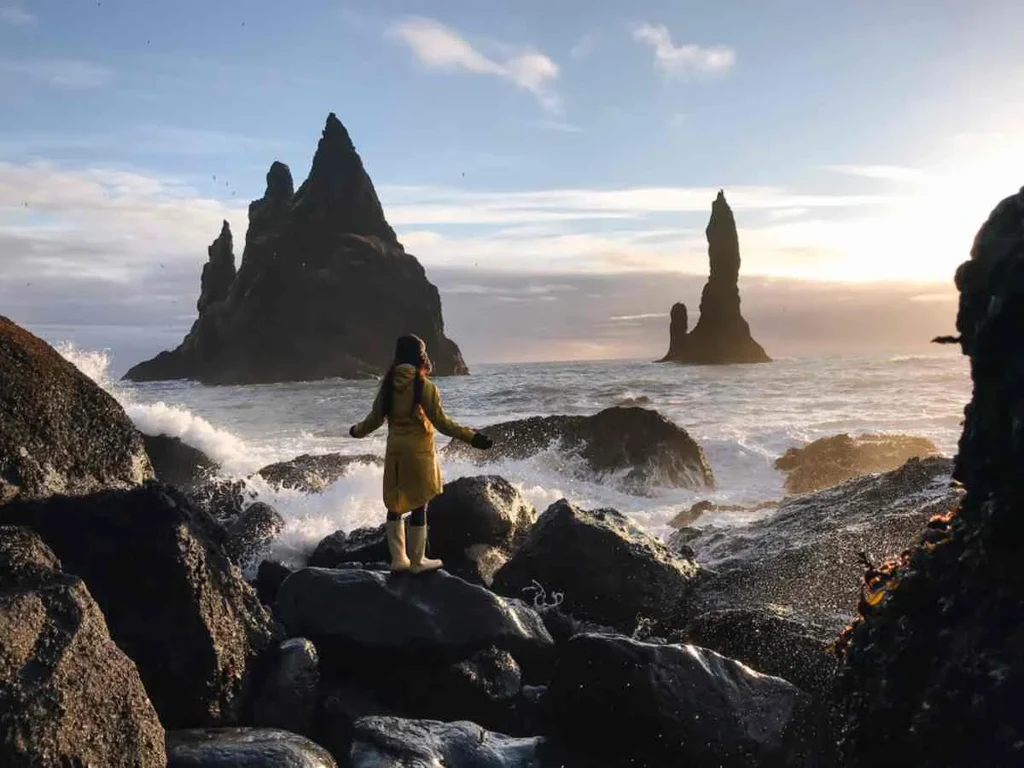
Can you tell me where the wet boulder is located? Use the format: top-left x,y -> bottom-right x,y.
255,559 -> 293,606
0,481 -> 275,728
252,638 -> 319,737
274,567 -> 554,676
188,476 -> 253,521
255,453 -> 382,493
224,502 -> 285,570
427,476 -> 537,585
349,716 -> 546,768
166,728 -> 336,767
142,433 -> 218,491
492,499 -> 700,634
547,633 -> 803,768
688,456 -> 961,630
445,406 -> 713,493
308,525 -> 387,568
0,526 -> 166,767
775,432 -> 941,494
0,316 -> 152,504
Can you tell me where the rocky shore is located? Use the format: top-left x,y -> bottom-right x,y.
0,185 -> 1016,767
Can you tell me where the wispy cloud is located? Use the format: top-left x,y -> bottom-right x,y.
823,165 -> 930,183
632,23 -> 735,80
609,312 -> 667,321
570,31 -> 598,60
0,5 -> 34,26
0,59 -> 113,88
387,16 -> 560,111
527,119 -> 582,133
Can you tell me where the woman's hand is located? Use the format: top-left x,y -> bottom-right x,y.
471,431 -> 493,450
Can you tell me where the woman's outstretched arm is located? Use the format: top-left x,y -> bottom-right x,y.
420,380 -> 476,443
350,387 -> 386,438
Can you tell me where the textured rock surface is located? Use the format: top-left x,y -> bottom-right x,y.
275,568 -> 553,674
0,315 -> 152,504
688,457 -> 960,630
446,406 -> 713,493
256,453 -> 382,493
123,114 -> 467,384
224,501 -> 285,569
547,633 -> 802,767
493,499 -> 700,634
166,728 -> 337,768
0,482 -> 274,728
0,526 -> 166,767
775,432 -> 941,494
198,221 -> 236,314
660,191 -> 770,365
349,716 -> 545,768
836,186 -> 1024,766
142,433 -> 218,491
252,638 -> 319,737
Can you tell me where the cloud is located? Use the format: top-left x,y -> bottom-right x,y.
570,32 -> 598,60
823,165 -> 930,183
0,59 -> 113,88
387,16 -> 560,111
632,23 -> 735,79
609,313 -> 667,321
0,5 -> 33,25
527,119 -> 582,133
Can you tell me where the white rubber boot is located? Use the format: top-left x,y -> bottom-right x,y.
407,525 -> 442,574
386,519 -> 411,572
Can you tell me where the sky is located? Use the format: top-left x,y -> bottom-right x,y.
1,0 -> 1022,372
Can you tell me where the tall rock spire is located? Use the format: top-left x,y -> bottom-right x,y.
660,190 -> 770,365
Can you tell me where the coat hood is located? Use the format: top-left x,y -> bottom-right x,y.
392,364 -> 419,392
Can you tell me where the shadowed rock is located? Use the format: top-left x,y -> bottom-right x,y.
660,191 -> 770,365
0,526 -> 166,767
123,113 -> 467,385
0,316 -> 152,504
142,433 -> 218,491
198,220 -> 236,313
166,728 -> 337,768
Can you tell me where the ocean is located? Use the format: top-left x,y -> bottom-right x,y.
59,344 -> 971,569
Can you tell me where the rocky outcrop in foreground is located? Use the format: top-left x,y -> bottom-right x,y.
0,527 -> 166,767
445,406 -> 714,493
775,432 -> 941,494
124,113 -> 468,385
660,191 -> 770,365
1,316 -> 152,504
836,186 -> 1024,765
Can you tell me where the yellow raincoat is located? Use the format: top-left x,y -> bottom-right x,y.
351,364 -> 476,514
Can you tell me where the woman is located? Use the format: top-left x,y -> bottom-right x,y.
349,335 -> 492,573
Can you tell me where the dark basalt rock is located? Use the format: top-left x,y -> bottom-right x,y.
198,221 -> 236,314
252,638 -> 319,737
224,502 -> 285,570
274,567 -> 554,677
445,406 -> 713,493
255,559 -> 293,606
492,499 -> 700,635
256,453 -> 382,493
0,316 -> 152,504
348,716 -> 546,768
0,526 -> 166,767
547,633 -> 802,768
308,526 -> 387,569
660,191 -> 770,365
166,728 -> 337,768
688,456 -> 960,631
123,113 -> 468,385
775,432 -> 941,494
0,482 -> 274,728
143,433 -> 219,491
835,186 -> 1024,766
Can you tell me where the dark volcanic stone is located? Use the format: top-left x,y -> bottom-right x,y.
224,502 -> 285,569
308,525 -> 388,568
197,220 -> 236,314
492,499 -> 699,635
143,433 -> 218,491
0,526 -> 166,767
0,482 -> 274,728
255,559 -> 293,606
775,432 -> 941,494
547,633 -> 802,768
348,716 -> 545,768
446,406 -> 713,493
166,728 -> 337,767
835,186 -> 1024,766
274,567 -> 553,675
0,315 -> 152,504
256,453 -> 382,493
688,456 -> 960,631
123,113 -> 468,385
252,638 -> 319,737
660,190 -> 770,365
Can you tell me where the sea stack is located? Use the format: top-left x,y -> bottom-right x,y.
124,113 -> 468,385
660,190 -> 770,365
